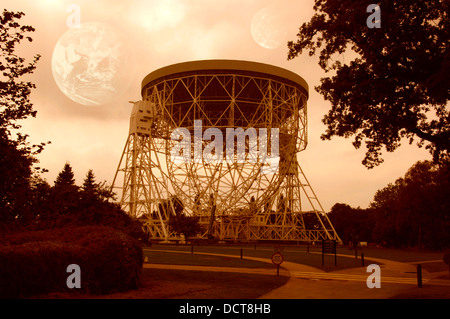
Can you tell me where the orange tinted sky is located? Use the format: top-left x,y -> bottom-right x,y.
6,0 -> 431,211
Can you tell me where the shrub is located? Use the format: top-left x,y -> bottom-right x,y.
0,226 -> 143,298
31,202 -> 146,243
0,240 -> 83,298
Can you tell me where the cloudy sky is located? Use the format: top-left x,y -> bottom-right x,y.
6,0 -> 430,212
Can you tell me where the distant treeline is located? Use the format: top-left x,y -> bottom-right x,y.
328,160 -> 450,250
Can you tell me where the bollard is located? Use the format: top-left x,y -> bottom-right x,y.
322,250 -> 324,266
361,253 -> 365,267
417,264 -> 423,288
240,248 -> 243,259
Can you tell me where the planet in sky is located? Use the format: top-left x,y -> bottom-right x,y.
251,7 -> 288,50
51,22 -> 130,106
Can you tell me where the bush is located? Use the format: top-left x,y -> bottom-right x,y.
0,240 -> 82,298
0,226 -> 143,298
31,202 -> 146,243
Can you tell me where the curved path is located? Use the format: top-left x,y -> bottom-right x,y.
143,248 -> 450,299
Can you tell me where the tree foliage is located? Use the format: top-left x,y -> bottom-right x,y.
54,162 -> 76,187
0,10 -> 41,132
169,214 -> 202,240
0,9 -> 46,158
159,195 -> 202,239
49,162 -> 79,216
328,203 -> 374,245
288,0 -> 449,168
82,169 -> 96,195
0,11 -> 146,296
0,131 -> 33,223
370,160 -> 450,249
159,195 -> 184,218
329,160 -> 449,249
0,10 -> 46,224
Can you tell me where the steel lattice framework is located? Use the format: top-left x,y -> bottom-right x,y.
112,60 -> 341,243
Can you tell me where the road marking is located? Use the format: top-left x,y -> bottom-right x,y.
292,271 -> 421,285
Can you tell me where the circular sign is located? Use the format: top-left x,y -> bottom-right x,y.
271,252 -> 284,266
443,253 -> 450,266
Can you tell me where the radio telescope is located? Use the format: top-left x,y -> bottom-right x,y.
111,60 -> 341,243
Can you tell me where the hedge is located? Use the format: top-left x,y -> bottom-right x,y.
0,225 -> 143,298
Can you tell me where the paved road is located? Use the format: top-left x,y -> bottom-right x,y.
143,248 -> 450,299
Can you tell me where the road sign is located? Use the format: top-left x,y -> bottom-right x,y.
322,239 -> 337,266
271,252 -> 284,276
271,252 -> 284,265
322,240 -> 336,254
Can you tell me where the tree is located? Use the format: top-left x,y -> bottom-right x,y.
169,214 -> 202,240
0,129 -> 34,223
0,10 -> 46,160
81,169 -> 116,204
328,203 -> 374,245
0,10 -> 41,132
0,10 -> 44,224
80,169 -> 99,204
370,160 -> 450,249
50,163 -> 79,215
158,195 -> 202,240
82,169 -> 97,194
54,162 -> 76,187
28,175 -> 51,223
159,195 -> 184,218
288,0 -> 449,168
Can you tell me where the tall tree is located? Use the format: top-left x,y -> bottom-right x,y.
0,10 -> 44,224
51,163 -> 79,215
0,131 -> 33,223
169,214 -> 202,241
288,0 -> 449,168
80,169 -> 115,203
0,10 -> 41,133
28,175 -> 51,224
159,195 -> 184,218
328,203 -> 374,245
370,160 -> 450,249
81,169 -> 98,202
54,162 -> 76,188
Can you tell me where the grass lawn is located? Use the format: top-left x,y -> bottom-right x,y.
334,246 -> 447,262
105,268 -> 289,299
148,242 -> 450,269
35,268 -> 289,299
144,243 -> 380,272
143,249 -> 274,268
33,243 -> 449,299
